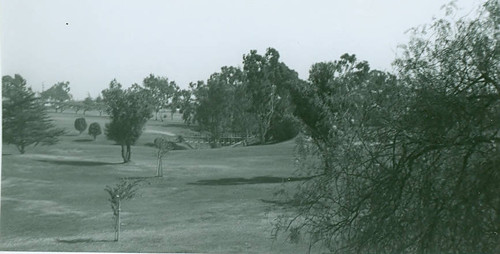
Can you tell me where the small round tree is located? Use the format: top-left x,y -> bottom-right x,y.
74,117 -> 87,134
88,122 -> 102,140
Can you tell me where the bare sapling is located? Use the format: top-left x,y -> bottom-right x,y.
154,136 -> 176,177
104,179 -> 141,241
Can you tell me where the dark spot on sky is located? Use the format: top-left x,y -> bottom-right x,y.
66,22 -> 69,25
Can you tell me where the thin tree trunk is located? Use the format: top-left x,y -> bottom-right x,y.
17,145 -> 25,154
116,198 -> 121,241
259,123 -> 266,145
156,152 -> 161,177
126,145 -> 131,162
245,129 -> 250,146
121,145 -> 126,163
158,157 -> 163,177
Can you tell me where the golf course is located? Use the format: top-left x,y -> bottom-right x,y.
0,111 -> 310,253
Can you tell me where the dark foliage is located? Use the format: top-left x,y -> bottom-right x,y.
74,117 -> 87,134
102,80 -> 153,163
273,1 -> 500,253
88,122 -> 102,140
2,74 -> 65,154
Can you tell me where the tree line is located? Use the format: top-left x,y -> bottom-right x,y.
33,47 -> 303,147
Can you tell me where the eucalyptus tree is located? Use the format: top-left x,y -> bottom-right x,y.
143,74 -> 178,121
195,66 -> 243,145
178,87 -> 195,125
242,48 -> 300,144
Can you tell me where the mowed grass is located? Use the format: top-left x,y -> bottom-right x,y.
1,111 -> 309,253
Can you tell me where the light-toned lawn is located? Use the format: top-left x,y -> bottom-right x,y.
1,112 -> 311,253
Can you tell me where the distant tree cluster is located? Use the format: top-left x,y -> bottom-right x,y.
179,48 -> 300,145
40,81 -> 72,112
142,74 -> 179,121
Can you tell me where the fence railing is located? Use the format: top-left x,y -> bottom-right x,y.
182,134 -> 255,148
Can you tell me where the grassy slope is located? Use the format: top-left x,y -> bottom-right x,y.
1,112 -> 310,253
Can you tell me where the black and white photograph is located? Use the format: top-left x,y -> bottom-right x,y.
1,0 -> 499,253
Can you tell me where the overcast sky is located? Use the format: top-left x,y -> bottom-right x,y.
1,0 -> 482,99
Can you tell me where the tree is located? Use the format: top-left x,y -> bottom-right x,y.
74,117 -> 87,134
242,49 -> 276,144
179,87 -> 195,125
194,66 -> 243,146
274,1 -> 500,252
242,48 -> 300,144
2,74 -> 65,154
142,74 -> 178,121
69,100 -> 84,114
103,79 -> 153,163
40,81 -> 72,112
104,179 -> 141,241
274,53 -> 408,252
94,95 -> 105,116
153,136 -> 176,177
169,86 -> 181,120
88,122 -> 102,140
82,95 -> 94,115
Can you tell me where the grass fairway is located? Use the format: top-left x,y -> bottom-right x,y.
1,112 -> 309,253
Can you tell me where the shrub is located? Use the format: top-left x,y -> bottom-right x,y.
266,114 -> 301,142
88,122 -> 102,140
74,117 -> 87,134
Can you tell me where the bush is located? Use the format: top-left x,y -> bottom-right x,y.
266,114 -> 300,142
74,117 -> 87,134
88,122 -> 102,140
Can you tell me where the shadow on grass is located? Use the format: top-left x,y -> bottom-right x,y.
56,238 -> 115,244
35,159 -> 123,166
73,139 -> 94,142
188,176 -> 312,186
122,176 -> 158,181
161,123 -> 189,128
63,134 -> 79,137
260,198 -> 302,207
144,142 -> 189,150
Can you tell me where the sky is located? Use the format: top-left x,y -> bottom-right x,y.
1,0 -> 483,100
